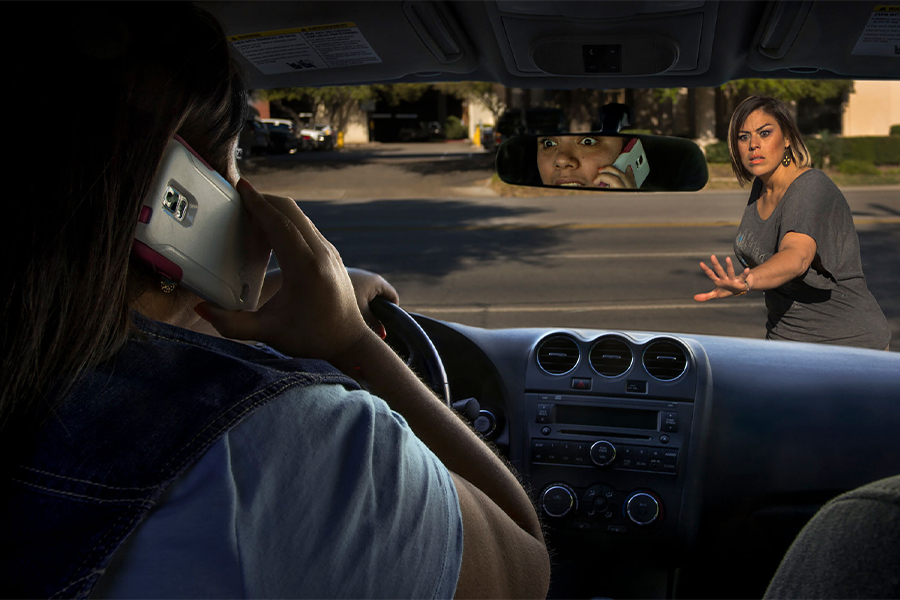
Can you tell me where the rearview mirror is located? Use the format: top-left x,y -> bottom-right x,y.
495,133 -> 709,192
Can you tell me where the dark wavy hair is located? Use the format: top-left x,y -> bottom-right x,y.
1,3 -> 247,438
728,95 -> 812,186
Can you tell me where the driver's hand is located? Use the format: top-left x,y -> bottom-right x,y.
593,165 -> 636,189
194,179 -> 372,361
347,268 -> 399,339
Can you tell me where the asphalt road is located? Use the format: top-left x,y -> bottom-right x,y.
241,142 -> 900,345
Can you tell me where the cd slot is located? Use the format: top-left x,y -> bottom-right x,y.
558,429 -> 652,440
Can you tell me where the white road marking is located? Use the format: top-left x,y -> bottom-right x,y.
542,251 -> 733,259
408,301 -> 767,314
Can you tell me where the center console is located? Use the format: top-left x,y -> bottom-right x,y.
523,333 -> 700,559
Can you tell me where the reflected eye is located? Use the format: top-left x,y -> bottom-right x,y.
539,138 -> 557,148
579,137 -> 599,146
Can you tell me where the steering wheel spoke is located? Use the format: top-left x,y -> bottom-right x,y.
369,297 -> 451,406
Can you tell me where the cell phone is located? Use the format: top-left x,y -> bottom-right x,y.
132,136 -> 265,311
612,138 -> 650,188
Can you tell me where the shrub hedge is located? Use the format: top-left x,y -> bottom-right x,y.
704,141 -> 731,163
837,159 -> 880,175
705,135 -> 900,167
830,136 -> 900,165
443,115 -> 468,140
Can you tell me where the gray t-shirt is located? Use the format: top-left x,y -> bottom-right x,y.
734,169 -> 890,350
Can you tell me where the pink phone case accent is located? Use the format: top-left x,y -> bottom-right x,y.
132,239 -> 184,282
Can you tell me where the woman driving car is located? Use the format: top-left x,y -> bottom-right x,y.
0,4 -> 549,598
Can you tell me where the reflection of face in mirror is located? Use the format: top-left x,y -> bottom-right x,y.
537,135 -> 636,188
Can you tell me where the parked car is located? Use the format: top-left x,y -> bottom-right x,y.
299,123 -> 335,151
260,118 -> 300,154
480,124 -> 495,151
236,117 -> 269,159
399,120 -> 444,142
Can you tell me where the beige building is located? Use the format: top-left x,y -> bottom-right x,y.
842,80 -> 900,136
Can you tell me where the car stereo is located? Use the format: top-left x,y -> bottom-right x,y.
521,334 -> 699,556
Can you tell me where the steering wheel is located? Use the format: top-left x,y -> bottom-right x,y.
369,296 -> 451,407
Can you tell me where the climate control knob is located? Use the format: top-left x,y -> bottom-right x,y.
541,484 -> 577,518
590,440 -> 616,467
625,491 -> 661,526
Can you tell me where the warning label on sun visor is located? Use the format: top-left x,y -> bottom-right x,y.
852,6 -> 900,56
229,23 -> 382,74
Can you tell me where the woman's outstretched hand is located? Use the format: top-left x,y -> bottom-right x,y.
194,179 -> 372,361
694,255 -> 751,302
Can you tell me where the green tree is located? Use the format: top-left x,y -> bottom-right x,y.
371,83 -> 431,106
719,79 -> 854,103
646,80 -> 853,108
261,86 -> 377,134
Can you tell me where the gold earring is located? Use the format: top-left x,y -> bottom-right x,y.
160,276 -> 177,293
782,148 -> 792,167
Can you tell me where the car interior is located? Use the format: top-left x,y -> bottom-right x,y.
206,2 -> 900,598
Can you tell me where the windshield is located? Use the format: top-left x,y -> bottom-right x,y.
243,81 -> 899,349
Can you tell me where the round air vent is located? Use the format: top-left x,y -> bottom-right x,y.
642,339 -> 689,381
589,336 -> 633,377
536,335 -> 580,375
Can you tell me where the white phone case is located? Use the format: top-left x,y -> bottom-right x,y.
612,138 -> 650,188
133,137 -> 264,311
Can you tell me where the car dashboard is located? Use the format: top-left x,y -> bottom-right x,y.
408,314 -> 900,598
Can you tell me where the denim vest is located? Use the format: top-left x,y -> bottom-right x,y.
1,314 -> 359,599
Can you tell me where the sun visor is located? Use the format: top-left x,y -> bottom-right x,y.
205,1 -> 477,89
747,2 -> 900,78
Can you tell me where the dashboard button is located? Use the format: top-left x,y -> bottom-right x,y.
571,377 -> 592,391
546,441 -> 559,462
531,440 -> 547,462
634,447 -> 650,469
625,492 -> 660,526
590,440 -> 616,467
541,484 -> 577,518
662,411 -> 678,432
573,443 -> 590,465
536,403 -> 552,424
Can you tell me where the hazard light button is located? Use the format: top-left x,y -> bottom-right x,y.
571,377 -> 592,391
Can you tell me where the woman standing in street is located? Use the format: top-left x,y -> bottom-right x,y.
694,95 -> 890,350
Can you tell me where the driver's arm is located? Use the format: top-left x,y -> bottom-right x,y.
196,182 -> 551,599
331,330 -> 551,599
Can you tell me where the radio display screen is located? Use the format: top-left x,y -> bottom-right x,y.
555,404 -> 658,430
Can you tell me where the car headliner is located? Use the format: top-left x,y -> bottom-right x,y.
205,1 -> 898,91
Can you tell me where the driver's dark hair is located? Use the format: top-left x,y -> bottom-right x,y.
1,3 -> 247,443
728,95 -> 811,186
